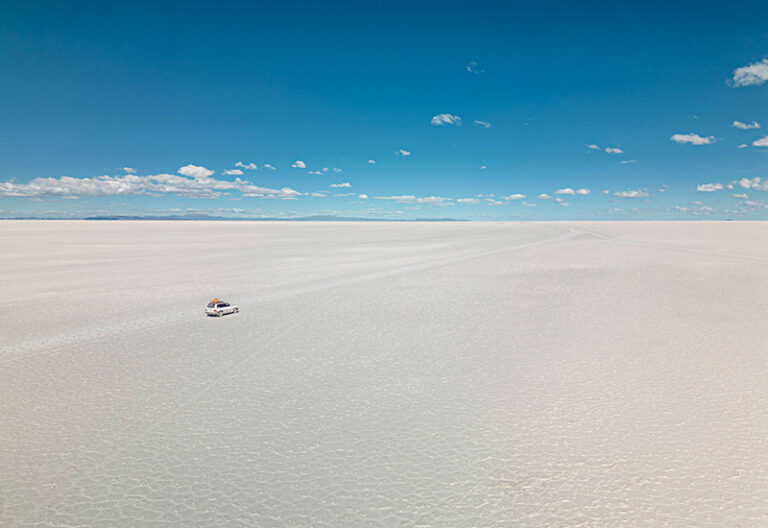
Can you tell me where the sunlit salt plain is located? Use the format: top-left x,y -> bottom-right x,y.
2,220 -> 768,527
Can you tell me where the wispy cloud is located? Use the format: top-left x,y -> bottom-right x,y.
291,160 -> 306,168
330,182 -> 351,188
223,169 -> 244,176
730,59 -> 768,87
737,144 -> 749,149
732,120 -> 761,130
587,144 -> 600,150
122,167 -> 136,173
367,160 -> 376,164
614,189 -> 649,198
466,61 -> 483,74
473,120 -> 491,128
619,159 -> 637,164
605,147 -> 623,154
235,161 -> 258,170
263,164 -> 276,170
457,198 -> 480,204
430,113 -> 462,126
358,194 -> 368,199
697,183 -> 724,192
733,193 -> 748,199
311,192 -> 327,197
502,193 -> 526,200
670,133 -> 715,145
395,149 -> 411,156
538,193 -> 552,200
375,195 -> 453,206
554,188 -> 591,196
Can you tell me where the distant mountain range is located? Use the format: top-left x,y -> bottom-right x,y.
3,214 -> 465,222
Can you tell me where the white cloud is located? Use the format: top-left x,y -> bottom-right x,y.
457,198 -> 480,204
367,160 -> 376,164
322,167 -> 328,172
737,144 -> 748,149
332,167 -> 343,173
619,159 -> 637,164
330,182 -> 351,188
538,193 -> 552,200
223,169 -> 244,176
553,188 -> 590,196
375,195 -> 453,206
605,147 -> 623,154
732,120 -> 760,130
358,194 -> 368,199
730,59 -> 768,87
466,61 -> 483,74
0,172 -> 302,200
311,192 -> 327,197
697,183 -> 724,192
178,164 -> 214,179
395,149 -> 411,156
263,164 -> 276,170
480,165 -> 487,169
744,199 -> 768,209
587,144 -> 600,150
753,136 -> 768,147
308,171 -> 323,175
614,189 -> 649,198
122,167 -> 136,173
502,193 -> 526,200
738,177 -> 768,191
291,160 -> 306,169
670,133 -> 715,145
431,113 -> 462,126
235,161 -> 258,170
473,120 -> 491,128
733,193 -> 748,199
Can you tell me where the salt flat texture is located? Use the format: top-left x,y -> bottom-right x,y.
2,220 -> 768,527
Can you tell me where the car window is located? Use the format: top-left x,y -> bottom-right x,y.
207,302 -> 216,308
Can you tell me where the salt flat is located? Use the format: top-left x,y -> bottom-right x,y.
2,220 -> 768,527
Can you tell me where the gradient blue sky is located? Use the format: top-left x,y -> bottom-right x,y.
2,1 -> 768,219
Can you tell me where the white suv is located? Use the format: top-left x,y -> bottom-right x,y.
205,301 -> 239,317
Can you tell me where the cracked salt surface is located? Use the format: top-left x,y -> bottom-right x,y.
2,220 -> 768,527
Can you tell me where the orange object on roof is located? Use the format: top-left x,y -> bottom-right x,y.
210,297 -> 221,304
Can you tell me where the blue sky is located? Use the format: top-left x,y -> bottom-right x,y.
2,0 -> 768,219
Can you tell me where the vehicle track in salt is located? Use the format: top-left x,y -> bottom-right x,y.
0,228 -> 580,363
575,227 -> 768,263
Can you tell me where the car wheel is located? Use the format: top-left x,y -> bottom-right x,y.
217,310 -> 223,317
235,308 -> 239,313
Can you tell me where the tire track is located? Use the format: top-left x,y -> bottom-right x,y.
574,227 -> 768,263
0,228 -> 581,362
